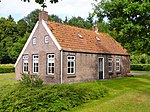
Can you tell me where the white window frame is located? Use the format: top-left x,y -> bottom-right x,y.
32,37 -> 36,45
44,35 -> 49,44
67,56 -> 75,74
108,58 -> 113,72
33,55 -> 39,73
47,54 -> 55,75
116,58 -> 120,72
23,55 -> 29,73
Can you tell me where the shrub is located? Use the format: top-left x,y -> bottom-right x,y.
131,64 -> 150,71
0,64 -> 14,73
131,54 -> 150,64
20,73 -> 43,87
0,81 -> 109,112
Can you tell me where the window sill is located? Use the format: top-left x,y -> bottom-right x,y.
67,75 -> 76,78
46,74 -> 54,78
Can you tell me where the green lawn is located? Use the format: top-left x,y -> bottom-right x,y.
0,73 -> 17,86
68,75 -> 150,112
0,72 -> 150,112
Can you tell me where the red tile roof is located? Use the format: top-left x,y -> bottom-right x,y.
47,21 -> 128,55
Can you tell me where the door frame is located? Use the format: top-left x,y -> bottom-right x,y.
98,57 -> 104,79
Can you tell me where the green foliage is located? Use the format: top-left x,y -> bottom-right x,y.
0,64 -> 14,73
93,0 -> 150,54
20,73 -> 43,87
67,16 -> 93,30
24,9 -> 40,33
131,64 -> 150,71
0,17 -> 19,63
131,54 -> 150,64
0,81 -> 108,112
21,0 -> 59,9
48,14 -> 63,23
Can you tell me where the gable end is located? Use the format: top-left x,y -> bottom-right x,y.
42,20 -> 62,50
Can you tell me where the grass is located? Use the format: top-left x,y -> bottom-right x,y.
0,72 -> 150,112
0,73 -> 17,86
67,75 -> 150,112
131,70 -> 150,75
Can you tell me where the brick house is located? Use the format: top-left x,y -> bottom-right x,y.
15,11 -> 130,84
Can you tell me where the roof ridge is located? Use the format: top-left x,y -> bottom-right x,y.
48,21 -> 101,34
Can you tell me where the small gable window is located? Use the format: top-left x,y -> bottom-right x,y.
67,56 -> 75,74
32,37 -> 36,45
47,54 -> 55,75
116,58 -> 120,72
44,35 -> 49,43
108,58 -> 113,72
23,55 -> 29,73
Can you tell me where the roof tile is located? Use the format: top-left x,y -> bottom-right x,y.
47,21 -> 128,55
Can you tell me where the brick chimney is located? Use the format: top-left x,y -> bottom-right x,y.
92,24 -> 99,33
39,10 -> 48,22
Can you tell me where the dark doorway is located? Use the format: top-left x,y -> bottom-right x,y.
99,58 -> 104,79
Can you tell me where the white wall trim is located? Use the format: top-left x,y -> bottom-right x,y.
42,20 -> 62,50
60,50 -> 63,84
14,21 -> 39,67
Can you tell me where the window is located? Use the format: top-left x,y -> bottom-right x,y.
108,58 -> 113,72
23,55 -> 29,73
32,37 -> 36,45
116,58 -> 120,72
33,55 -> 38,73
44,35 -> 49,43
47,54 -> 55,74
67,56 -> 75,74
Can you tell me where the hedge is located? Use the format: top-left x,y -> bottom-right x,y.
0,64 -> 15,73
0,82 -> 109,112
131,64 -> 150,71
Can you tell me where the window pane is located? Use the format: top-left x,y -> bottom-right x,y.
52,67 -> 54,73
71,68 -> 74,73
68,68 -> 70,73
71,62 -> 74,67
52,63 -> 54,66
68,62 -> 70,67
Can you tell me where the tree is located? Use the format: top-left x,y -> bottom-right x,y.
67,16 -> 93,30
48,14 -> 62,23
93,0 -> 150,54
21,0 -> 59,4
8,32 -> 30,63
0,17 -> 19,63
24,9 -> 40,33
17,19 -> 28,37
21,0 -> 60,9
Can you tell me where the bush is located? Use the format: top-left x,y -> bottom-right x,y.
131,54 -> 150,64
131,64 -> 150,71
0,64 -> 14,73
0,81 -> 109,112
20,73 -> 43,87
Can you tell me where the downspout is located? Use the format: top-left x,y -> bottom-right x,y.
60,50 -> 63,84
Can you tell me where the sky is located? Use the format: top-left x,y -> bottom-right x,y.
0,0 -> 95,22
